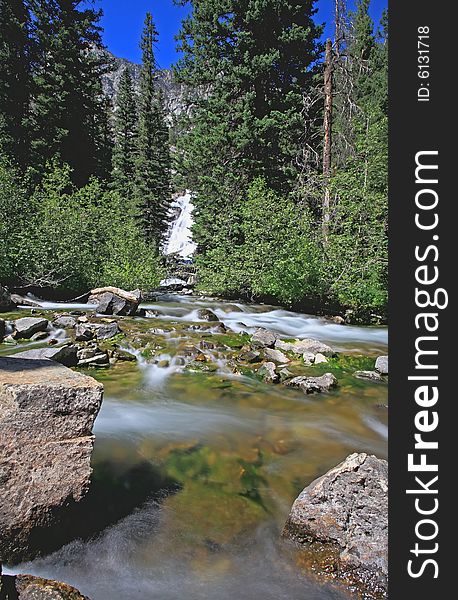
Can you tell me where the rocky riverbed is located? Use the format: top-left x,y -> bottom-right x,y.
1,291 -> 388,599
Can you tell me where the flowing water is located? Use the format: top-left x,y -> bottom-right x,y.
2,294 -> 388,599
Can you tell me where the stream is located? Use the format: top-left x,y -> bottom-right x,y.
2,293 -> 388,599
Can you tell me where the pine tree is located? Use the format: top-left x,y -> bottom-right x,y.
135,12 -> 171,243
112,67 -> 138,196
0,0 -> 31,168
28,0 -> 111,185
174,0 -> 322,255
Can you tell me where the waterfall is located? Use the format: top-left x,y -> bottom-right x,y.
162,191 -> 197,259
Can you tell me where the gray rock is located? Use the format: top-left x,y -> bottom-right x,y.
30,331 -> 49,341
77,353 -> 109,367
237,350 -> 261,364
197,308 -> 220,322
88,287 -> 141,316
354,370 -> 384,382
12,317 -> 49,339
258,361 -> 279,384
283,453 -> 388,597
94,321 -> 121,340
75,323 -> 94,342
0,357 -> 103,562
10,294 -> 41,308
302,351 -> 315,366
0,286 -> 15,312
0,572 -> 90,599
285,373 -> 338,394
11,345 -> 78,367
250,328 -> 278,349
53,315 -> 77,329
263,348 -> 290,363
276,338 -> 335,357
314,353 -> 328,364
375,355 -> 388,375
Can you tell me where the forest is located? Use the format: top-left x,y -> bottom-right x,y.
0,0 -> 388,323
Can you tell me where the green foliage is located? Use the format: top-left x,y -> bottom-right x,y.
135,12 -> 171,243
0,160 -> 162,292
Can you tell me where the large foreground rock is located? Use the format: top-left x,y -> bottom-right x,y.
88,287 -> 140,316
0,357 -> 103,562
283,453 -> 388,598
0,570 -> 90,600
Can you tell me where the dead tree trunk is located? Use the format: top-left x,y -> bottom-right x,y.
322,38 -> 333,244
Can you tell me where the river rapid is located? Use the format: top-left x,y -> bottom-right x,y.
2,293 -> 388,600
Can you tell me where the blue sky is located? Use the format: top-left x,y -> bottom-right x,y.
91,0 -> 387,68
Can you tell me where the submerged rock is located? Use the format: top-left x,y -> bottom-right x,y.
0,571 -> 90,600
11,345 -> 78,367
375,355 -> 388,375
250,328 -> 278,349
196,308 -> 219,322
285,373 -> 338,394
283,453 -> 388,598
354,370 -> 384,382
12,317 -> 49,340
88,287 -> 141,316
0,357 -> 103,562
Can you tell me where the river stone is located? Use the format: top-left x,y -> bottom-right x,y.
250,328 -> 278,349
0,356 -> 103,562
11,345 -> 79,367
285,373 -> 338,394
12,317 -> 49,340
0,286 -> 16,312
354,370 -> 384,382
75,323 -> 94,342
375,355 -> 388,375
263,348 -> 290,363
258,361 -> 279,384
276,338 -> 335,357
0,573 -> 90,600
197,308 -> 219,322
88,287 -> 141,316
314,353 -> 328,364
53,315 -> 77,329
283,453 -> 388,597
94,322 -> 121,340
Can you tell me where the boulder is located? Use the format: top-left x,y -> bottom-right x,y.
53,316 -> 77,329
75,324 -> 94,342
11,345 -> 79,367
263,348 -> 290,364
250,328 -> 278,349
196,308 -> 219,322
93,322 -> 121,340
12,317 -> 49,340
375,355 -> 388,375
354,370 -> 384,382
237,350 -> 261,364
276,338 -> 335,357
0,571 -> 90,600
88,287 -> 141,316
285,373 -> 338,394
0,357 -> 103,562
283,453 -> 388,598
0,286 -> 16,313
258,362 -> 279,384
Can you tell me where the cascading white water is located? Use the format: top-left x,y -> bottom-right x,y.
162,191 -> 197,259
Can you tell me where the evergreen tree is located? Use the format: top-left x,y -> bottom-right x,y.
28,0 -> 111,184
174,0 -> 322,255
135,12 -> 171,242
0,0 -> 31,168
112,66 -> 138,196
